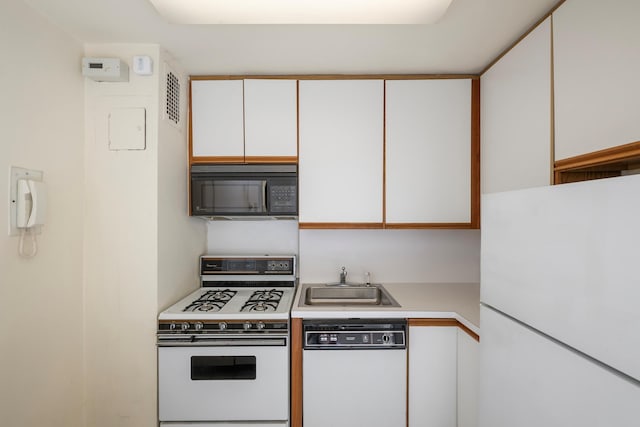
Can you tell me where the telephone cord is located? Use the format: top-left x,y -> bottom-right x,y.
18,227 -> 38,258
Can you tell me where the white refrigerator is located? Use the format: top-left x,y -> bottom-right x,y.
479,175 -> 640,426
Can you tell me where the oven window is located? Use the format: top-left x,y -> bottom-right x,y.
191,356 -> 257,380
199,180 -> 266,213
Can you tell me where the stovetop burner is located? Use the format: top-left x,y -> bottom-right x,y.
183,289 -> 237,312
249,289 -> 284,302
240,289 -> 284,312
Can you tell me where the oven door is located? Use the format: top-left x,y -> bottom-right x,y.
158,341 -> 289,423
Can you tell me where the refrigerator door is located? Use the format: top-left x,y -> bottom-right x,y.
482,175 -> 640,381
479,306 -> 640,427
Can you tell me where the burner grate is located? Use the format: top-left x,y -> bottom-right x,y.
183,289 -> 237,312
241,289 -> 284,312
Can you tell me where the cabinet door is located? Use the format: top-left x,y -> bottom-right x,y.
385,79 -> 471,224
458,329 -> 479,427
191,80 -> 244,159
244,79 -> 297,160
481,18 -> 551,193
554,0 -> 640,160
298,80 -> 384,225
408,325 -> 457,427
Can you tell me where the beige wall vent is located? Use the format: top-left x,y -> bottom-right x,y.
163,62 -> 183,129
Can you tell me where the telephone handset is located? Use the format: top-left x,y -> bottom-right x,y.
16,179 -> 46,258
16,179 -> 47,228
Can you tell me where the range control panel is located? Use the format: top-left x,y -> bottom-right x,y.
303,319 -> 406,349
201,256 -> 295,275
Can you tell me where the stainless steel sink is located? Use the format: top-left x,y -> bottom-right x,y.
301,284 -> 400,307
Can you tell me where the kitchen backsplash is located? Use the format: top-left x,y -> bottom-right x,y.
206,222 -> 480,283
299,229 -> 480,284
207,220 -> 299,255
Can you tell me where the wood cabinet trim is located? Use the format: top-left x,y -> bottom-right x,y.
409,318 -> 459,327
191,157 -> 297,165
383,81 -> 387,225
470,78 -> 481,229
188,81 -> 194,214
408,318 -> 480,342
554,140 -> 640,171
298,222 -> 384,230
480,0 -> 567,75
550,13 -> 556,185
291,318 -> 303,427
244,156 -> 298,164
553,141 -> 640,185
384,223 -> 475,229
190,156 -> 246,164
191,74 -> 479,81
457,322 -> 480,342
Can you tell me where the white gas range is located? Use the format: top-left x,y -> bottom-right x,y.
157,255 -> 296,427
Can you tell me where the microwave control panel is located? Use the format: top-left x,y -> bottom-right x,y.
269,184 -> 297,214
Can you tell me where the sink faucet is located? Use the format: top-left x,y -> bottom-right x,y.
339,266 -> 347,284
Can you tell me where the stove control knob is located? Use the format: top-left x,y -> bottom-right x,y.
169,323 -> 177,331
218,322 -> 227,331
194,322 -> 204,331
181,322 -> 190,331
257,321 -> 266,330
243,321 -> 253,331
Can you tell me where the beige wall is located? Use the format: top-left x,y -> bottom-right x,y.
83,44 -> 205,427
0,1 -> 85,426
83,44 -> 160,427
157,52 -> 206,311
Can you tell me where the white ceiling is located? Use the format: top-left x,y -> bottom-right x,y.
23,0 -> 560,76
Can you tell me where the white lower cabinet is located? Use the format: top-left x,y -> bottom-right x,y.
409,325 -> 458,427
457,329 -> 479,427
409,323 -> 479,427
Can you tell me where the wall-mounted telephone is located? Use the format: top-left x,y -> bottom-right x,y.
14,178 -> 47,258
16,179 -> 47,229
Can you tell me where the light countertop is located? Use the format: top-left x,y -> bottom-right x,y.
291,282 -> 480,335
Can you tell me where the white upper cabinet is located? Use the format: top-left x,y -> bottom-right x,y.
385,79 -> 471,224
298,80 -> 384,224
243,79 -> 297,159
553,0 -> 640,160
190,79 -> 297,162
481,18 -> 552,193
191,79 -> 244,158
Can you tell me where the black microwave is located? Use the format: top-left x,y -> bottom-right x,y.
190,164 -> 298,218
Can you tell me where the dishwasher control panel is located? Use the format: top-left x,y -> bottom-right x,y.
303,319 -> 406,349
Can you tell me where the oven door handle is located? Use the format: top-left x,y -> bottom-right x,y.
157,335 -> 287,347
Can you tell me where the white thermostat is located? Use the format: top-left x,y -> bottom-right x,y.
82,57 -> 129,82
133,55 -> 153,76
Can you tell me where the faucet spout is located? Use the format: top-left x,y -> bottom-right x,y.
339,266 -> 348,284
